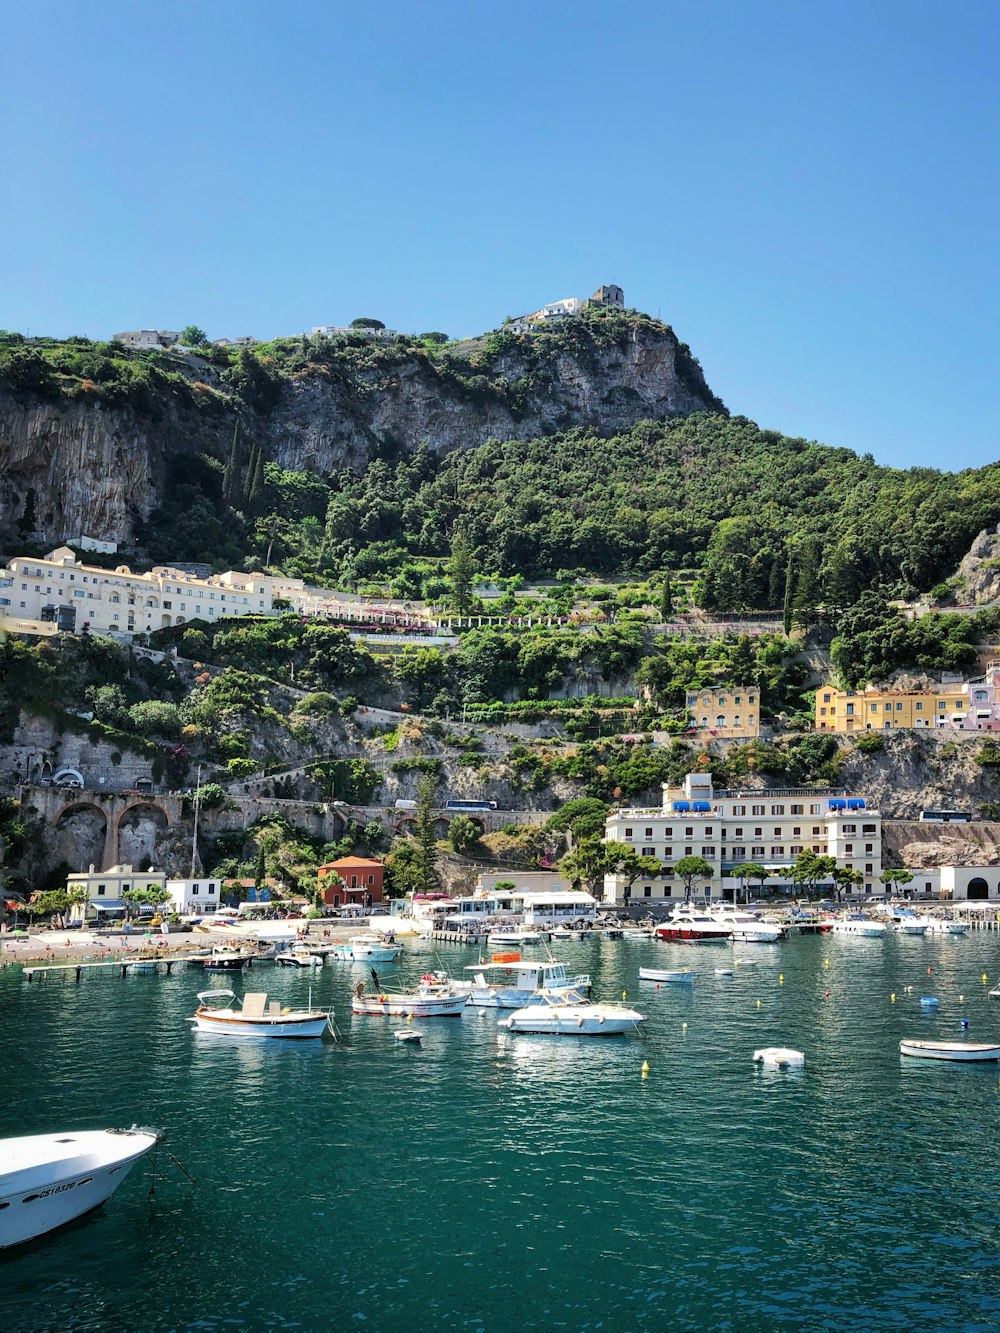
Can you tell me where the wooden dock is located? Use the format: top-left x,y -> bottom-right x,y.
22,956 -> 188,982
430,930 -> 489,944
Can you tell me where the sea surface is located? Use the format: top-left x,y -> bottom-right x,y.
3,930 -> 1000,1332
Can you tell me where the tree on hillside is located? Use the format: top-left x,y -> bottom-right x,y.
659,575 -> 673,621
447,814 -> 482,854
675,855 -> 713,904
181,325 -> 209,347
448,528 -> 477,614
350,318 -> 385,330
560,836 -> 612,896
605,845 -> 660,907
545,798 -> 610,841
413,772 -> 440,890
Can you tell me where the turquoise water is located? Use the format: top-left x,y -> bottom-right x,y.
3,932 -> 1000,1332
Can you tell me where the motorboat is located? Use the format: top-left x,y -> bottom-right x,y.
899,1039 -> 1000,1062
500,989 -> 645,1036
826,915 -> 886,938
275,947 -> 324,968
654,909 -> 732,944
550,925 -> 584,940
186,947 -> 256,971
461,958 -> 591,1008
1,1126 -> 162,1250
188,989 -> 332,1038
923,916 -> 969,936
638,967 -> 696,984
753,1047 -> 805,1069
710,910 -> 783,943
620,928 -> 655,941
333,934 -> 404,963
487,927 -> 550,947
889,910 -> 928,936
351,978 -> 469,1018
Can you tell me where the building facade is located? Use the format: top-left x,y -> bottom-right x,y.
67,864 -> 167,921
603,771 -> 882,904
0,547 -> 275,638
165,878 -> 222,915
111,330 -> 180,350
591,284 -> 624,307
816,666 -> 1000,734
685,685 -> 760,740
317,856 -> 385,909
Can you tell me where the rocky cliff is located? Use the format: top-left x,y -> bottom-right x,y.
0,315 -> 722,548
955,522 -> 1000,604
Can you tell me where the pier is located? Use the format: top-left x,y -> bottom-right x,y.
430,929 -> 489,944
22,957 -> 187,982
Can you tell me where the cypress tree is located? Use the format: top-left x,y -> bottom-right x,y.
659,575 -> 673,621
248,448 -> 265,513
782,549 -> 795,636
414,772 -> 440,890
242,443 -> 258,505
223,420 -> 240,503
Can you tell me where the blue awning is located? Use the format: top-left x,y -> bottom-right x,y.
91,898 -> 126,910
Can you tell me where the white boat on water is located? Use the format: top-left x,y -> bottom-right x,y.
550,925 -> 584,940
1,1126 -> 162,1250
711,910 -> 783,943
188,989 -> 333,1038
923,917 -> 969,936
899,1039 -> 1000,1062
500,989 -> 645,1036
827,915 -> 886,938
889,911 -> 928,936
275,945 -> 325,968
461,958 -> 591,1008
333,934 -> 403,963
351,978 -> 469,1018
753,1047 -> 805,1069
639,967 -> 696,984
487,927 -> 550,947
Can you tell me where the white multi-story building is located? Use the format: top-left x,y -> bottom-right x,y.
0,547 -> 276,638
603,771 -> 882,904
67,863 -> 167,922
165,877 -> 223,915
112,330 -> 181,350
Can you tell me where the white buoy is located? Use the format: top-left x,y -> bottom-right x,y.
753,1047 -> 805,1069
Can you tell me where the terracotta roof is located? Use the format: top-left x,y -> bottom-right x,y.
318,857 -> 384,870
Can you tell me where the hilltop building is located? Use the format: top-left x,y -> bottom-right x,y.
111,330 -> 181,350
685,685 -> 760,740
816,666 -> 1000,733
603,771 -> 882,904
591,284 -> 624,308
505,284 -> 624,334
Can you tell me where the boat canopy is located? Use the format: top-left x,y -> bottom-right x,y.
197,989 -> 235,1003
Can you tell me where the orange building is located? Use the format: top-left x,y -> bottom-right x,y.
317,856 -> 385,909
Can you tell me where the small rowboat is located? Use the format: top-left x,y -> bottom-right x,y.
899,1039 -> 1000,1062
394,1029 -> 423,1043
638,968 -> 696,984
753,1047 -> 805,1069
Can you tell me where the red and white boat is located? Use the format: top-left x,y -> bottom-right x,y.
654,908 -> 732,944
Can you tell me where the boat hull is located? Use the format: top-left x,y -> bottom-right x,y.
638,968 -> 696,983
501,1004 -> 644,1035
0,1129 -> 160,1250
352,994 -> 468,1018
900,1040 -> 1000,1062
654,927 -> 730,944
191,1012 -> 329,1038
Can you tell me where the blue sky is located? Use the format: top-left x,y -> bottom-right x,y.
2,1 -> 997,470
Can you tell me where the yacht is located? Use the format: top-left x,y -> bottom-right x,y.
922,916 -> 969,936
710,910 -> 783,943
1,1127 -> 162,1250
655,908 -> 732,944
487,926 -> 551,947
888,910 -> 928,936
333,935 -> 403,963
500,990 -> 645,1036
460,958 -> 591,1008
827,914 -> 886,938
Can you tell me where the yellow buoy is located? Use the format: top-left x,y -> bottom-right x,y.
756,999 -> 762,1009
823,959 -> 830,969
779,974 -> 785,985
406,1013 -> 413,1023
682,1021 -> 688,1029
622,991 -> 627,1002
641,1060 -> 650,1078
891,993 -> 896,1003
983,974 -> 989,984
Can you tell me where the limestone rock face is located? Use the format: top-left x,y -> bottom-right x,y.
956,523 -> 1000,604
0,320 -> 722,546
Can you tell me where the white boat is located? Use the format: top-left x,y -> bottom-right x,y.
899,1039 -> 1000,1062
550,926 -> 584,940
461,957 -> 592,1008
394,1028 -> 423,1043
923,917 -> 969,936
487,927 -> 550,947
500,989 -> 645,1036
351,979 -> 469,1018
638,967 -> 696,984
333,934 -> 403,963
186,946 -> 256,971
889,911 -> 928,936
654,909 -> 732,944
1,1126 -> 162,1250
711,911 -> 783,943
753,1047 -> 805,1069
827,915 -> 886,937
275,947 -> 324,968
188,989 -> 332,1038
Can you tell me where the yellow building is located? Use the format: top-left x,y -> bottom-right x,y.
816,685 -> 968,733
685,685 -> 760,739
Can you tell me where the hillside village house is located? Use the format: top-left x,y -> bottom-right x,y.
685,685 -> 760,740
816,666 -> 1000,734
0,547 -> 276,637
67,864 -> 167,922
603,771 -> 882,904
317,856 -> 385,910
506,284 -> 625,334
112,330 -> 181,350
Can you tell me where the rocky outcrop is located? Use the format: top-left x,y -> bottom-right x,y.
955,523 -> 1000,604
0,318 -> 722,547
